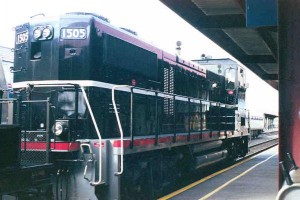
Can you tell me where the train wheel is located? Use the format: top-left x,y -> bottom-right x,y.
239,137 -> 249,157
227,139 -> 238,160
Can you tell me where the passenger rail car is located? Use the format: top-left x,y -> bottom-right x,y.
247,113 -> 278,139
4,12 -> 249,199
248,115 -> 264,139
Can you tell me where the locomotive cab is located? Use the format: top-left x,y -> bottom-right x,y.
222,65 -> 247,92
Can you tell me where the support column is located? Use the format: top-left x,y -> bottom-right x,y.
279,0 -> 300,185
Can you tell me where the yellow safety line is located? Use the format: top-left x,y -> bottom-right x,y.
158,156 -> 255,200
199,153 -> 277,200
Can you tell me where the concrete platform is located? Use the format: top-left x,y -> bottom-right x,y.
162,146 -> 278,200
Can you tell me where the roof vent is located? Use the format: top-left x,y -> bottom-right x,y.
120,27 -> 137,36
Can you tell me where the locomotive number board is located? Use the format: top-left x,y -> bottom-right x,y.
16,31 -> 29,44
60,28 -> 87,39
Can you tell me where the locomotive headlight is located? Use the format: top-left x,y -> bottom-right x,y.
52,120 -> 69,137
42,27 -> 52,38
33,25 -> 53,40
33,28 -> 42,39
54,122 -> 63,136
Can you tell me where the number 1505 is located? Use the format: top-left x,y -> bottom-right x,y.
61,28 -> 86,39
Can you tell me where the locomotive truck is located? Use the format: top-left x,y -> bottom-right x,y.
2,12 -> 249,199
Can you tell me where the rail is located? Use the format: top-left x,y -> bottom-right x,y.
80,143 -> 95,181
112,85 -> 133,175
10,82 -> 105,186
80,85 -> 104,186
1,97 -> 52,165
23,98 -> 51,163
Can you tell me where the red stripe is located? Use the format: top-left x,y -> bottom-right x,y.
112,132 -> 225,148
202,132 -> 210,139
113,134 -> 198,148
21,142 -> 46,150
158,136 -> 173,143
190,134 -> 200,140
113,140 -> 131,148
21,142 -> 80,151
176,135 -> 187,141
134,138 -> 155,146
113,136 -> 174,148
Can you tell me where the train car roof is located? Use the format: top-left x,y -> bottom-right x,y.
65,12 -> 206,77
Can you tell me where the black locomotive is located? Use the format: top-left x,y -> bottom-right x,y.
5,12 -> 249,199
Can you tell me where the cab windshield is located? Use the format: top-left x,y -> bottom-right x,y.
225,67 -> 236,90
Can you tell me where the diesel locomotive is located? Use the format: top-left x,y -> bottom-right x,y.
3,12 -> 249,199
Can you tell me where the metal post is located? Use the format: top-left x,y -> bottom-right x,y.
200,101 -> 203,140
27,88 -> 32,130
74,85 -> 79,142
155,92 -> 159,146
24,101 -> 28,152
130,88 -> 134,149
0,89 -> 3,123
173,95 -> 176,143
218,103 -> 221,137
16,95 -> 21,125
187,98 -> 191,141
209,102 -> 212,138
225,107 -> 228,138
46,97 -> 50,164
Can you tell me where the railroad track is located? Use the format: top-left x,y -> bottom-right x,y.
247,138 -> 278,157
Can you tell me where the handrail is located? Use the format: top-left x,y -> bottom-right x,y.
16,98 -> 51,163
0,98 -> 17,101
112,85 -> 132,175
80,85 -> 104,186
9,81 -> 247,176
12,80 -> 238,109
80,143 -> 95,181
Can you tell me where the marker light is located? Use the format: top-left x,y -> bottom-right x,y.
227,90 -> 234,95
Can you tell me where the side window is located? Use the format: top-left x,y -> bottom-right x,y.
225,68 -> 236,90
238,67 -> 246,88
241,117 -> 246,126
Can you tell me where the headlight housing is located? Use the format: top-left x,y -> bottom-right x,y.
42,27 -> 52,38
54,122 -> 63,136
33,25 -> 53,41
33,28 -> 42,39
52,120 -> 69,137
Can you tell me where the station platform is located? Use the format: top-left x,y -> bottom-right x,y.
160,145 -> 278,200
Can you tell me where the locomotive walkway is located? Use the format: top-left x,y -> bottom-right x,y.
159,133 -> 278,200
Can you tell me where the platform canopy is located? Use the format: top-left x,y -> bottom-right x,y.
160,0 -> 278,89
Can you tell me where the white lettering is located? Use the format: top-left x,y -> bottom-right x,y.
60,28 -> 86,39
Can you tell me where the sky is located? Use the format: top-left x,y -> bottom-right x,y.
0,0 -> 278,115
